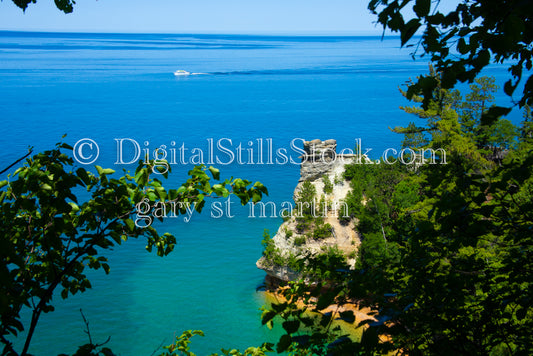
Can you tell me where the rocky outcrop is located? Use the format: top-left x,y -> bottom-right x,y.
299,139 -> 338,182
257,139 -> 365,284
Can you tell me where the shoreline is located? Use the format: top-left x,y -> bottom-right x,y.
260,284 -> 377,342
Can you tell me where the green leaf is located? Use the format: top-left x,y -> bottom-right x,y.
135,169 -> 149,186
68,202 -> 80,213
282,320 -> 300,334
102,263 -> 111,274
457,37 -> 469,54
271,302 -> 288,313
261,310 -> 277,325
155,186 -> 167,200
276,334 -> 291,353
125,218 -> 135,232
53,0 -> 75,13
60,142 -> 73,150
504,79 -> 515,96
480,106 -> 512,126
101,168 -> 115,175
413,0 -> 430,17
316,289 -> 336,310
252,192 -> 262,204
76,168 -> 91,185
208,166 -> 220,180
401,19 -> 421,46
339,310 -> 355,323
253,181 -> 269,195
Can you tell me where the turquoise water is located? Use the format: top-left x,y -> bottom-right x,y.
0,32 -> 521,355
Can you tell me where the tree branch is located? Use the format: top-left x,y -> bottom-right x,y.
0,148 -> 33,175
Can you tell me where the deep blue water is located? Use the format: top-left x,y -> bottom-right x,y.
0,31 -> 523,355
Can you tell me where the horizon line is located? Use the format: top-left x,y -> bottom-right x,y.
0,29 -> 397,38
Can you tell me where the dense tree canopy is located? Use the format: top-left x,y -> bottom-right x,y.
259,2 -> 533,354
262,71 -> 533,355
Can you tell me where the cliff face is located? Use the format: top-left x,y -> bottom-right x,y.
256,139 -> 364,284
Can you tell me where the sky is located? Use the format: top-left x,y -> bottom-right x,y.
0,0 -> 385,34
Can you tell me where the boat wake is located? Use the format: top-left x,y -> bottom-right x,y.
174,70 -> 209,76
173,67 -> 401,77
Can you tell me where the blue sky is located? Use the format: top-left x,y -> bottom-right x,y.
0,0 -> 384,34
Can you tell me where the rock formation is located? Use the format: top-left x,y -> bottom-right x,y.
299,139 -> 338,181
257,139 -> 365,285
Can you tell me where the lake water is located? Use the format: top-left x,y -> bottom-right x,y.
0,31 -> 521,355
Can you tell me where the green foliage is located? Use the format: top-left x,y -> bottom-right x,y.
462,76 -> 497,129
295,220 -> 310,234
356,232 -> 400,270
293,236 -> 306,246
368,0 -> 533,109
261,229 -> 276,262
521,104 -> 533,141
267,77 -> 533,355
321,175 -> 333,195
260,280 -> 364,355
306,246 -> 347,281
261,230 -> 289,267
457,76 -> 518,150
262,3 -> 533,354
400,121 -> 428,149
291,181 -> 332,243
311,222 -> 332,240
395,70 -> 520,166
343,160 -> 414,274
349,71 -> 533,353
0,142 -> 267,356
344,160 -> 414,225
158,330 -> 274,356
159,330 -> 205,356
286,253 -> 302,272
391,176 -> 420,210
485,118 -> 519,149
295,180 -> 316,220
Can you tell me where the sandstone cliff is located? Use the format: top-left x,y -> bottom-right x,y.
256,139 -> 367,284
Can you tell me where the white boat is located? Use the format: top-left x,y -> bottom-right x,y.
174,70 -> 190,76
